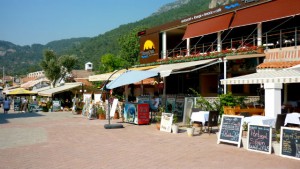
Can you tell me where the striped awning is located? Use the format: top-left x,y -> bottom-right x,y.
221,69 -> 300,85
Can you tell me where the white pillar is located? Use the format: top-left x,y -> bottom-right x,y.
257,23 -> 262,46
264,83 -> 282,118
186,38 -> 190,56
162,31 -> 167,59
217,32 -> 222,52
223,58 -> 227,94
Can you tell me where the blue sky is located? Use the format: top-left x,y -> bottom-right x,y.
0,0 -> 175,46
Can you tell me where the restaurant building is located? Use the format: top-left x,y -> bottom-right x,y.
137,0 -> 300,117
136,0 -> 300,117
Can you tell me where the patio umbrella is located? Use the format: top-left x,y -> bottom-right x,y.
106,70 -> 159,89
6,88 -> 37,95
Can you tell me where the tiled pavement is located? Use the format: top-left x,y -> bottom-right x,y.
0,109 -> 299,169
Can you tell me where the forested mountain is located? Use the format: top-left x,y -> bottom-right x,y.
0,0 -> 220,76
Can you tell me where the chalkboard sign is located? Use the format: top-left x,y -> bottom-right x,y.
247,124 -> 272,154
280,127 -> 300,160
217,115 -> 244,147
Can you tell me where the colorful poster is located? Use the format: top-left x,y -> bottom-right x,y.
124,103 -> 137,123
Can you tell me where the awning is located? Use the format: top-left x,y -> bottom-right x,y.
148,59 -> 218,77
221,69 -> 300,85
88,65 -> 158,82
6,88 -> 37,95
183,13 -> 234,39
106,70 -> 159,89
20,78 -> 50,89
231,0 -> 300,28
37,83 -> 82,97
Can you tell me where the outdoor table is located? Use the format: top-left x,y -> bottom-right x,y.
284,112 -> 300,126
191,111 -> 209,125
243,115 -> 276,128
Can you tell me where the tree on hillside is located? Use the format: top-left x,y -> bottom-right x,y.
40,50 -> 78,87
118,26 -> 146,67
99,53 -> 124,73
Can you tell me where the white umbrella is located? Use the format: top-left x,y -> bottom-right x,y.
106,70 -> 159,89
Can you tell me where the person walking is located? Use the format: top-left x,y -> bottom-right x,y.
3,97 -> 11,114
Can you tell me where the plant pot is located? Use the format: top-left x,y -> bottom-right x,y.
156,122 -> 160,130
241,137 -> 248,149
172,124 -> 179,134
99,114 -> 106,120
114,111 -> 119,119
242,130 -> 248,138
272,141 -> 280,155
186,127 -> 195,137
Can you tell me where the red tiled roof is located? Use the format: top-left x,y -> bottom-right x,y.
257,61 -> 300,69
71,70 -> 95,78
74,78 -> 93,86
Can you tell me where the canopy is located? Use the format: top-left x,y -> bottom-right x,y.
37,83 -> 82,97
89,65 -> 158,82
231,0 -> 300,28
148,59 -> 218,77
6,88 -> 37,95
106,70 -> 159,89
183,13 -> 234,39
221,69 -> 300,85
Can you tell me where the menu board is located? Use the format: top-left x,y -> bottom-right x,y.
160,113 -> 173,133
52,100 -> 61,112
280,127 -> 300,160
247,124 -> 272,154
217,115 -> 243,148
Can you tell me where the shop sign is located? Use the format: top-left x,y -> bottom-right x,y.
141,40 -> 155,59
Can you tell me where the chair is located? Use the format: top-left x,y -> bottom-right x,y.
275,113 -> 287,132
205,111 -> 219,135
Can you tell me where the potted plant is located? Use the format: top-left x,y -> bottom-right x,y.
171,114 -> 179,134
186,117 -> 195,137
241,122 -> 248,149
155,115 -> 161,130
272,130 -> 281,155
97,106 -> 106,120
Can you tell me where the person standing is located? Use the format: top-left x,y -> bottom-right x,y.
3,97 -> 11,114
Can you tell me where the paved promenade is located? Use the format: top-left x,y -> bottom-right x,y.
0,109 -> 299,169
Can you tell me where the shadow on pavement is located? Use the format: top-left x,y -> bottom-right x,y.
0,112 -> 45,124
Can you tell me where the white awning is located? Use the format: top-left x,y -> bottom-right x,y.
148,59 -> 219,77
37,83 -> 82,97
221,69 -> 300,85
88,66 -> 158,82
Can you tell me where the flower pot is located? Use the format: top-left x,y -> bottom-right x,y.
242,137 -> 248,149
187,127 -> 195,137
156,122 -> 160,130
272,141 -> 280,155
242,130 -> 248,138
99,114 -> 106,120
172,124 -> 179,134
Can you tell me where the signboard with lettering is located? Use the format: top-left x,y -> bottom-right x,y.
136,103 -> 150,125
217,115 -> 244,147
280,127 -> 300,160
247,124 -> 272,154
160,113 -> 173,133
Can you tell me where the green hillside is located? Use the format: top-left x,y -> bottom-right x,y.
0,0 -> 212,76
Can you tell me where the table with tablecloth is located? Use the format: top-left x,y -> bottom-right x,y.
243,115 -> 276,128
190,111 -> 209,125
284,112 -> 300,126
